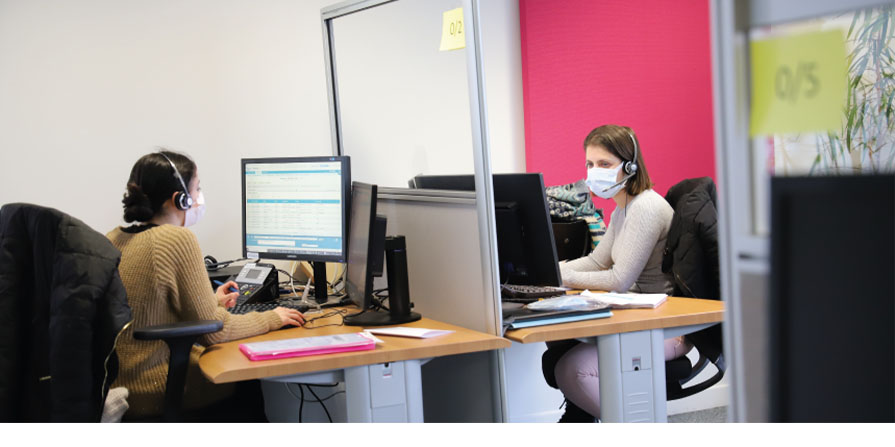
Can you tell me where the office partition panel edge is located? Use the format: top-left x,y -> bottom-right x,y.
463,0 -> 507,422
710,0 -> 893,422
320,0 -> 505,422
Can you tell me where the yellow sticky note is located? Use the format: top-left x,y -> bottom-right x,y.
750,30 -> 847,136
439,8 -> 465,51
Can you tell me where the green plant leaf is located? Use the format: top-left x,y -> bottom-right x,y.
849,11 -> 861,38
881,13 -> 889,47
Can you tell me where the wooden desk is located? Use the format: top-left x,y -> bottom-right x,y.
199,310 -> 509,422
504,297 -> 725,423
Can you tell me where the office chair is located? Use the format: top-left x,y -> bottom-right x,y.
0,203 -> 223,422
0,203 -> 131,422
551,220 -> 591,261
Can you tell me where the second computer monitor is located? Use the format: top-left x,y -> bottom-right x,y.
345,181 -> 379,311
411,173 -> 561,286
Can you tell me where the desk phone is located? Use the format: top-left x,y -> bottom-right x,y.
230,263 -> 279,305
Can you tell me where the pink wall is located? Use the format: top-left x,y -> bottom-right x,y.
519,0 -> 716,218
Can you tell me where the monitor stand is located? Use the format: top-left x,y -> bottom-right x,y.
313,261 -> 329,304
344,235 -> 421,326
344,308 -> 421,326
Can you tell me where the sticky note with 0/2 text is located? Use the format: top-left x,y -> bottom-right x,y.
439,7 -> 465,51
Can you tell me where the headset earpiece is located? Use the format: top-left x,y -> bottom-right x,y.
624,131 -> 639,176
158,151 -> 194,211
174,191 -> 193,211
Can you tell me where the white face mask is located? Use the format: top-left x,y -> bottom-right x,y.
585,165 -> 627,199
183,191 -> 205,227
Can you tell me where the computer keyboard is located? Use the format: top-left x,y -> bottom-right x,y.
229,299 -> 311,315
500,284 -> 567,302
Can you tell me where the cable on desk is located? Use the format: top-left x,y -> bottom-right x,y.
371,288 -> 389,312
277,268 -> 300,284
301,309 -> 349,329
331,264 -> 346,292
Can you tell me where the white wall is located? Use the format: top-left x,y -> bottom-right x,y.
479,0 -> 526,174
0,0 -> 335,258
0,0 -> 524,258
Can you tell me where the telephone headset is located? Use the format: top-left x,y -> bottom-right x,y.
157,151 -> 194,211
602,130 -> 640,193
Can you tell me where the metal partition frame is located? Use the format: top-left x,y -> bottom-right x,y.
711,0 -> 892,422
321,0 -> 506,421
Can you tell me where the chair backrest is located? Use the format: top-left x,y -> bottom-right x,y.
661,179 -> 726,400
0,203 -> 132,422
551,220 -> 591,261
662,177 -> 721,300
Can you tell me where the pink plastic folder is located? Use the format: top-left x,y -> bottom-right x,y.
239,332 -> 376,361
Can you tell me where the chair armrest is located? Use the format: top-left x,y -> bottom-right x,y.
133,320 -> 223,341
132,320 -> 224,422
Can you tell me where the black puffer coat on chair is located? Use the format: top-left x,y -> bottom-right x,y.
662,177 -> 722,362
0,203 -> 132,422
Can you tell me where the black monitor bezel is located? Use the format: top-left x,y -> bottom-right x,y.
241,156 -> 351,263
345,181 -> 378,310
768,174 -> 895,422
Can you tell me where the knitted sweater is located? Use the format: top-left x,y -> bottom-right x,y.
560,189 -> 674,294
106,225 -> 281,417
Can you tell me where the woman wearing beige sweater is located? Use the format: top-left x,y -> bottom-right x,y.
552,125 -> 691,422
107,150 -> 305,419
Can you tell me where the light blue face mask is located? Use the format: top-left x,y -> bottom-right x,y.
585,164 -> 627,199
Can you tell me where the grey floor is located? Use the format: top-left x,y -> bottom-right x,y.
668,406 -> 728,423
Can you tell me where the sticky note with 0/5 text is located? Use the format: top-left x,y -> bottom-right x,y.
750,29 -> 848,136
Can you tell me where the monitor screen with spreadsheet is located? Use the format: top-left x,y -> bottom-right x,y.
241,156 -> 350,263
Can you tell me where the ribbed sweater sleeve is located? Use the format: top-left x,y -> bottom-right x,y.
154,227 -> 281,344
560,190 -> 672,292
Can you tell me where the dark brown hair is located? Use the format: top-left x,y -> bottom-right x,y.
583,124 -> 653,196
121,150 -> 196,223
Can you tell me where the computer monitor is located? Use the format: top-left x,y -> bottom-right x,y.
411,173 -> 561,286
769,174 -> 894,422
241,156 -> 350,303
343,181 -> 420,326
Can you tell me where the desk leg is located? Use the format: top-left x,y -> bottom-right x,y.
596,329 -> 668,422
344,359 -> 425,422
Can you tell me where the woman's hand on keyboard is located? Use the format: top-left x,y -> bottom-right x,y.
274,307 -> 306,327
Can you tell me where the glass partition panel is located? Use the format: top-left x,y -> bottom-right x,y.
328,0 -> 474,187
749,5 -> 895,235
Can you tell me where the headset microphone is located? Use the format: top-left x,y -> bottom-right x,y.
601,172 -> 635,193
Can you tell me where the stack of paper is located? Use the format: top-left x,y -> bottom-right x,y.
365,327 -> 454,339
580,290 -> 667,309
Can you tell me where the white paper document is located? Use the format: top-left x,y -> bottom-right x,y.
580,290 -> 668,309
366,327 -> 454,339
